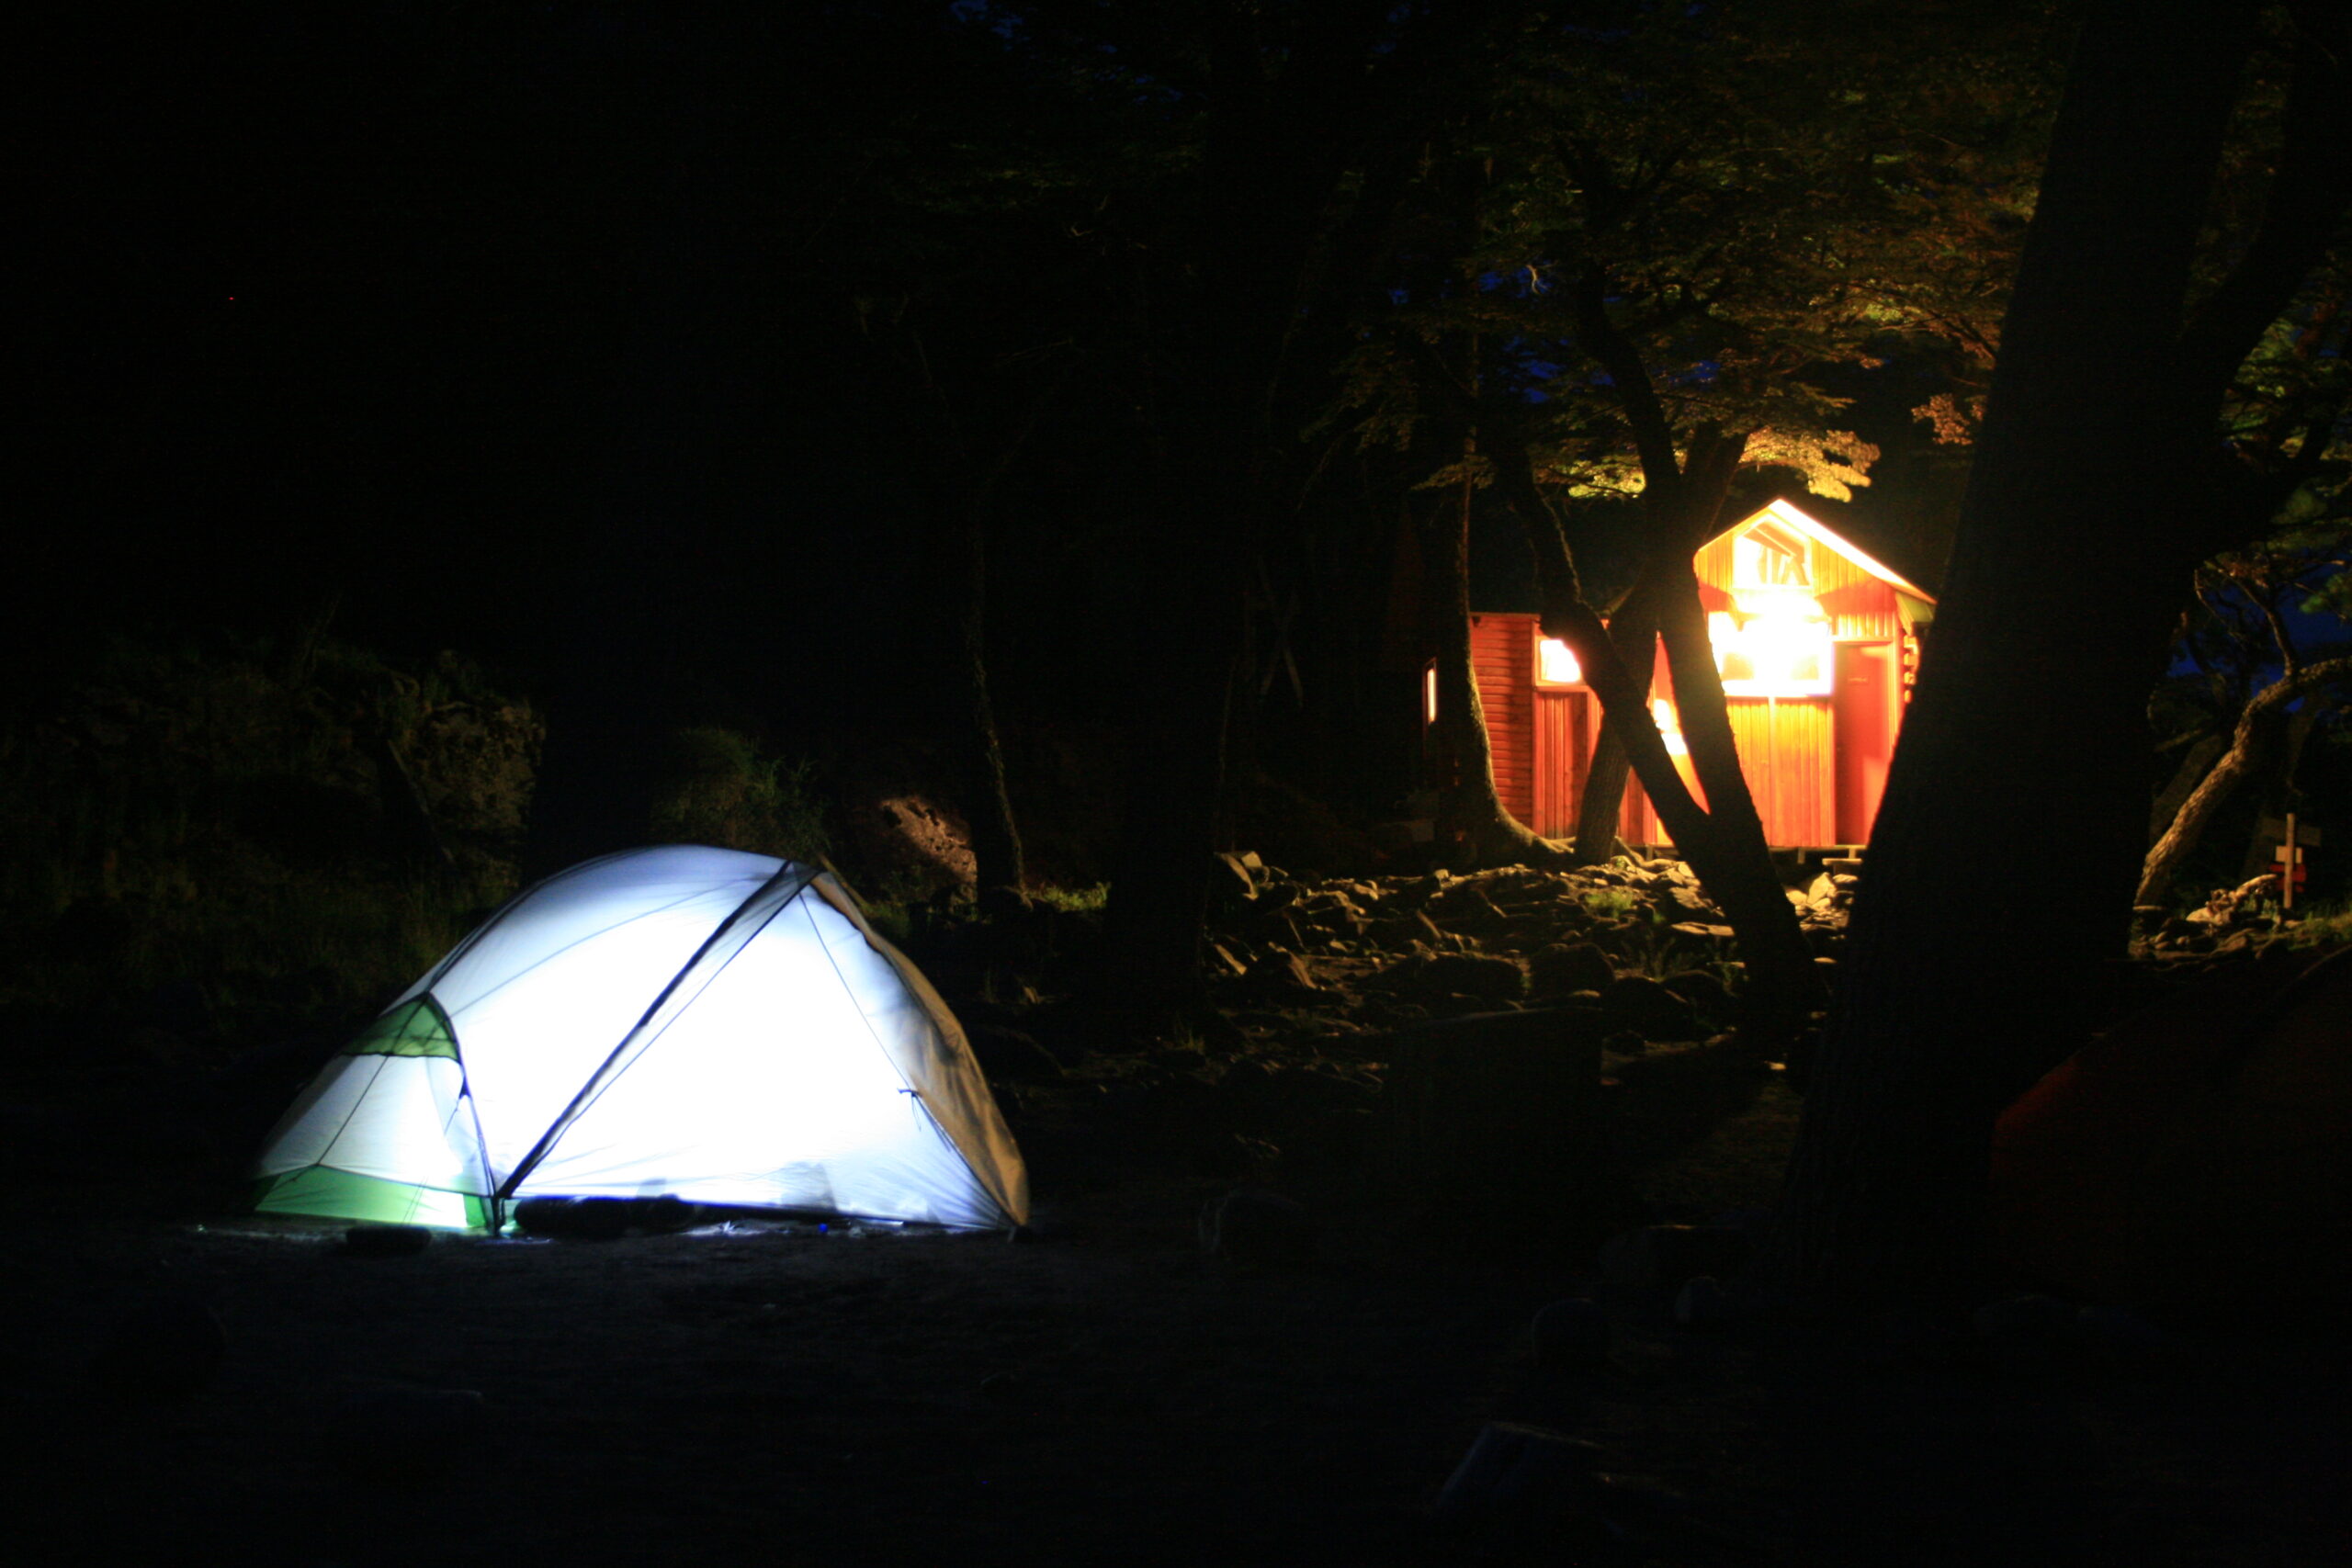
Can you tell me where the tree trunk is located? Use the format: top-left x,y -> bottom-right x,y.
2139,657 -> 2352,905
1772,0 -> 2352,1305
1482,415 -> 1825,1041
1574,718 -> 1633,863
2149,729 -> 2227,841
1423,478 -> 1575,868
953,488 -> 1026,908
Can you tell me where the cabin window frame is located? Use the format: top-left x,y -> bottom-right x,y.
1532,635 -> 1587,689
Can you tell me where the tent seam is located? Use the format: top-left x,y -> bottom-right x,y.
516,891 -> 798,1168
495,863 -> 816,1201
797,894 -> 1012,1229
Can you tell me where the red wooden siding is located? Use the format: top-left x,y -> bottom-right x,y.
1726,697 -> 1835,846
1532,690 -> 1589,839
1834,641 -> 1899,841
1454,506 -> 1927,850
1815,579 -> 1903,642
1468,615 -> 1536,822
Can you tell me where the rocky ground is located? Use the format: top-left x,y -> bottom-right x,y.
9,857 -> 2349,1566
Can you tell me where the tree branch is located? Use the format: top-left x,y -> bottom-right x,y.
2177,16 -> 2352,390
1572,265 -> 1685,504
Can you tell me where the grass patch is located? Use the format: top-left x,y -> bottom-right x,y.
1031,882 -> 1110,915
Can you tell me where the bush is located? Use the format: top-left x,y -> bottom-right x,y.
647,726 -> 831,864
0,633 -> 540,1030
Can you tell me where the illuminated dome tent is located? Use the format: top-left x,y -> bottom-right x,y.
253,846 -> 1028,1232
1450,500 -> 1936,851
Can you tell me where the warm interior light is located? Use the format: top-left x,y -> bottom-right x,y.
1537,637 -> 1583,683
1710,591 -> 1834,696
1423,663 -> 1439,724
1651,698 -> 1689,756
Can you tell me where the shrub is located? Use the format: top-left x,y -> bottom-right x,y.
647,727 -> 831,864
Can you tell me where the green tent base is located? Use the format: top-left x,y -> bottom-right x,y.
254,1167 -> 491,1230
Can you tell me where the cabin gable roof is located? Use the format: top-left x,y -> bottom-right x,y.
1713,500 -> 1935,604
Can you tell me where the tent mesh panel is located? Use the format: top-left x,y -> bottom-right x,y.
252,1167 -> 489,1229
345,996 -> 459,1059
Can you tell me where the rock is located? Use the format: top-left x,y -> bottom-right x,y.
1431,1422 -> 1605,1529
2072,1303 -> 2179,1373
839,788 -> 976,896
1672,1274 -> 1735,1328
1295,889 -> 1368,936
1403,908 -> 1450,947
343,1224 -> 434,1258
88,1294 -> 227,1404
1387,951 -> 1527,1006
1530,941 -> 1615,998
512,1196 -> 634,1240
1598,1224 -> 1753,1289
1426,879 -> 1513,929
1530,1297 -> 1614,1371
1662,969 -> 1732,1019
1598,975 -> 1700,1041
1197,1187 -> 1317,1264
1243,951 -> 1320,997
1210,852 -> 1258,910
1667,884 -> 1722,917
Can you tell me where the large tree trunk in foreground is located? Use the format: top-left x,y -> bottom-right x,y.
2137,656 -> 2352,906
1778,0 -> 2352,1304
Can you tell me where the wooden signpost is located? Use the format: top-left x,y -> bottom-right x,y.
2260,814 -> 2321,911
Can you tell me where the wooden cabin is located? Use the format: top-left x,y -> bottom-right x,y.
1449,501 -> 1934,852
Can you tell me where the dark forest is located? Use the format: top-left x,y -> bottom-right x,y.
14,4 -> 2352,1563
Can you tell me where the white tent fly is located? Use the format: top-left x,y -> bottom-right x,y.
253,846 -> 1028,1232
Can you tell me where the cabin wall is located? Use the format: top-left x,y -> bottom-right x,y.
1467,614 -> 1536,823
1532,691 -> 1589,839
1453,582 -> 1917,851
1728,697 -> 1836,846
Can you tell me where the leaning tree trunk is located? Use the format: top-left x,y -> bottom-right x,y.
2149,729 -> 2229,842
1776,0 -> 2352,1305
1482,415 -> 1825,1041
2139,657 -> 2352,905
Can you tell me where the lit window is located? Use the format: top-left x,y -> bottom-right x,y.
1709,592 -> 1834,696
1536,637 -> 1583,684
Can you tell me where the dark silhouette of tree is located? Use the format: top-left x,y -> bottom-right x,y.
1778,0 -> 2352,1304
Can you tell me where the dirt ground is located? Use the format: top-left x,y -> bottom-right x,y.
11,866 -> 2349,1566
12,1100 -> 2349,1568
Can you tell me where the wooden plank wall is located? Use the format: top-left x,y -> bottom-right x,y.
1532,691 -> 1588,839
1726,697 -> 1835,845
1814,574 -> 1902,641
1468,615 -> 1536,822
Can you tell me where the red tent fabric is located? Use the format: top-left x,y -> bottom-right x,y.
1991,945 -> 2352,1315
